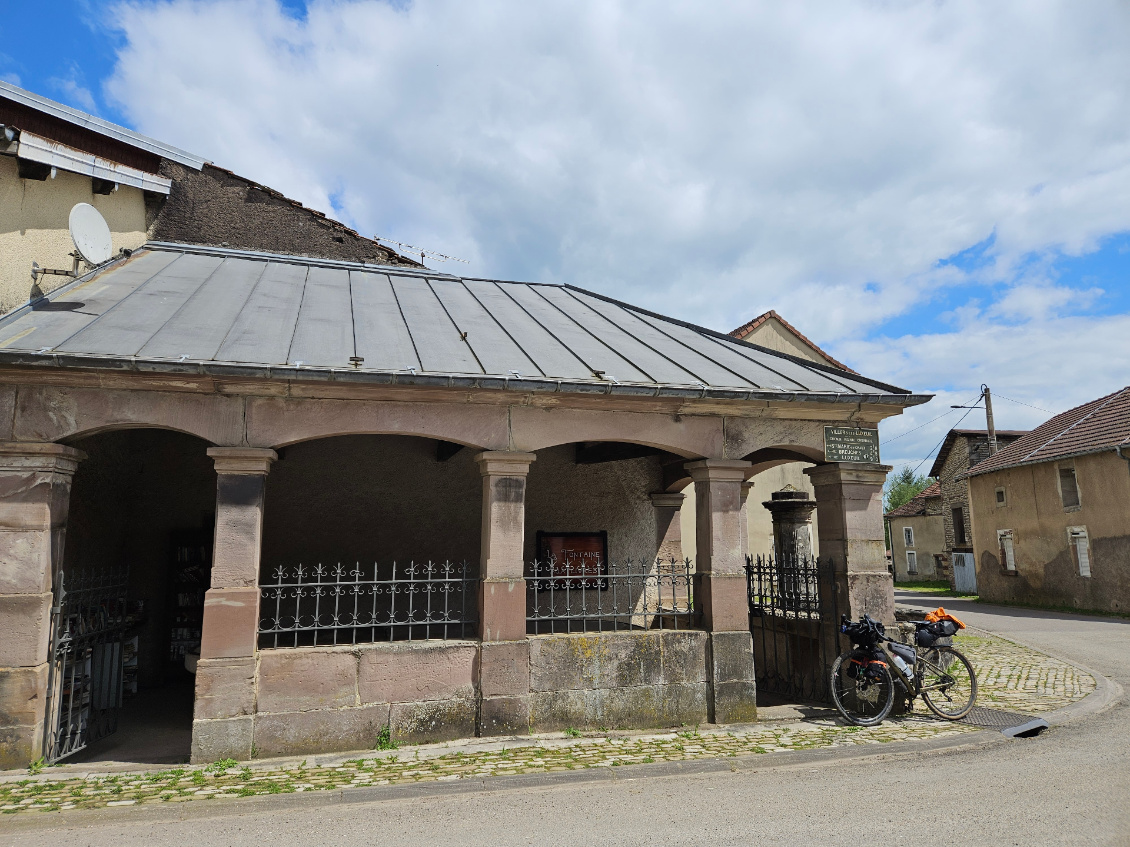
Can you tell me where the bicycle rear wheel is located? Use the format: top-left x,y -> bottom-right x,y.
830,651 -> 895,726
921,646 -> 977,719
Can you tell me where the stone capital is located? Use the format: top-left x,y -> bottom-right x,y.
207,447 -> 278,476
649,492 -> 685,509
0,442 -> 86,476
804,462 -> 892,487
475,451 -> 536,477
684,459 -> 752,483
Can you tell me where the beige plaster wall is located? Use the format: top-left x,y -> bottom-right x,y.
680,461 -> 819,562
971,451 -> 1130,613
889,513 -> 945,581
0,156 -> 148,315
741,318 -> 830,365
260,436 -> 483,573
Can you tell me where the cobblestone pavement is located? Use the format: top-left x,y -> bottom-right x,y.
0,628 -> 1093,817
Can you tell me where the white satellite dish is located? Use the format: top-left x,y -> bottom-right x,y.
69,203 -> 113,266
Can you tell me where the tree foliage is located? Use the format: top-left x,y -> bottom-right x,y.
884,466 -> 935,513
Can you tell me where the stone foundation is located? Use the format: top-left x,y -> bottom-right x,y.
190,628 -> 757,762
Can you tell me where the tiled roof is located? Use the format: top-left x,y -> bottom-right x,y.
729,310 -> 854,372
927,428 -> 1030,479
885,481 -> 941,517
964,387 -> 1130,478
0,242 -> 932,405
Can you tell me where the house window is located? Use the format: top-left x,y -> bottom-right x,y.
906,551 -> 918,574
903,526 -> 914,547
1068,527 -> 1091,577
1059,466 -> 1081,509
952,507 -> 968,546
995,487 -> 1006,506
997,529 -> 1016,571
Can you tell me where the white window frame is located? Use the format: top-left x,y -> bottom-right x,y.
997,529 -> 1016,571
1067,526 -> 1091,577
903,526 -> 914,548
906,550 -> 918,574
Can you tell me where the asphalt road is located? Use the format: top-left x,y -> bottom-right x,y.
4,593 -> 1127,847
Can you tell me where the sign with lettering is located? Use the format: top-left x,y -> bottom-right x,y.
823,426 -> 880,464
534,531 -> 608,591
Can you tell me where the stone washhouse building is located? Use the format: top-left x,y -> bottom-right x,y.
0,242 -> 929,767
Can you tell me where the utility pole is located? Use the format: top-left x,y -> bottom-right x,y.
982,384 -> 998,456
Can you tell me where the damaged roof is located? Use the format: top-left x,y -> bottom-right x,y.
0,243 -> 931,404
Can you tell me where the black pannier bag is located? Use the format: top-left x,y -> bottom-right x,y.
916,619 -> 959,647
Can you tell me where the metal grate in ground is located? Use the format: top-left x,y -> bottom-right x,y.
959,706 -> 1037,729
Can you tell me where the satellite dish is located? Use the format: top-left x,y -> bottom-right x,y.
69,203 -> 113,265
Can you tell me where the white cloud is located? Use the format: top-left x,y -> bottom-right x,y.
101,0 -> 1130,455
49,72 -> 97,113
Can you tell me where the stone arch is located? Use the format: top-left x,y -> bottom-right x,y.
508,406 -> 722,459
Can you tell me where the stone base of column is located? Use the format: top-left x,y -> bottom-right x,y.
478,640 -> 530,736
478,579 -> 527,643
190,716 -> 254,764
707,631 -> 757,724
200,588 -> 261,659
0,663 -> 48,769
194,656 -> 257,720
841,572 -> 896,626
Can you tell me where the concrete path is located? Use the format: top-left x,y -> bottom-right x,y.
3,593 -> 1127,846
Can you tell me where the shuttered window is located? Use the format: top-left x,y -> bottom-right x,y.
903,526 -> 914,547
1068,527 -> 1091,577
997,529 -> 1016,571
1059,466 -> 1081,509
906,551 -> 918,574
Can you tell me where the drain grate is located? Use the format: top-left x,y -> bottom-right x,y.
960,706 -> 1048,736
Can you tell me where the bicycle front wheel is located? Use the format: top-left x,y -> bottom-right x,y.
921,646 -> 977,720
830,651 -> 895,727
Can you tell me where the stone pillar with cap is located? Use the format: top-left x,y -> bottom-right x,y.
763,486 -> 818,612
0,443 -> 84,768
803,462 -> 894,624
190,447 -> 277,763
475,451 -> 536,735
685,459 -> 757,724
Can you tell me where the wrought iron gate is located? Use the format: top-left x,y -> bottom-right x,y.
43,567 -> 130,763
745,554 -> 840,704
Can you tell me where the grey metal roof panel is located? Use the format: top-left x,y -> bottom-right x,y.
0,243 -> 927,405
215,262 -> 308,364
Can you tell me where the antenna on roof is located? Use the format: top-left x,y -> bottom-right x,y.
373,234 -> 469,265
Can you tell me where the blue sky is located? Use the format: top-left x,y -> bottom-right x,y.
3,0 -> 1129,474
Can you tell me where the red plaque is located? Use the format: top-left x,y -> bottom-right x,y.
534,531 -> 608,590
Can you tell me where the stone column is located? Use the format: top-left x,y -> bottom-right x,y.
763,488 -> 818,612
649,492 -> 685,561
475,451 -> 535,735
191,447 -> 276,763
0,443 -> 84,768
803,463 -> 894,624
738,481 -> 753,561
685,459 -> 757,724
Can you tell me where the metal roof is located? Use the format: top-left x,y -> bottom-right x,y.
0,81 -> 207,170
0,243 -> 930,405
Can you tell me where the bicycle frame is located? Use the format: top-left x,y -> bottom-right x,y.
879,641 -> 958,701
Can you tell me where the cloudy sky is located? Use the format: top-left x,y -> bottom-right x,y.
3,0 -> 1129,474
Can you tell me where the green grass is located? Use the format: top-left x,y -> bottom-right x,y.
896,580 -> 978,599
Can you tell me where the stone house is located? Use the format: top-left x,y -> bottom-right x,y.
0,80 -> 415,314
928,428 -> 1028,591
0,241 -> 928,767
885,481 -> 945,582
963,387 -> 1130,615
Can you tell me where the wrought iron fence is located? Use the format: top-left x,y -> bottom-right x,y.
745,554 -> 840,704
526,557 -> 698,633
259,561 -> 477,648
43,567 -> 130,763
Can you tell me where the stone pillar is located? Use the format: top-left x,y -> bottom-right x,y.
738,482 -> 753,561
649,492 -> 685,561
475,451 -> 535,736
763,488 -> 818,612
803,463 -> 894,624
191,447 -> 276,763
685,459 -> 757,724
0,443 -> 84,768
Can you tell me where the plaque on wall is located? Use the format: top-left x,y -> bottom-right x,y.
823,426 -> 880,463
534,531 -> 608,591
